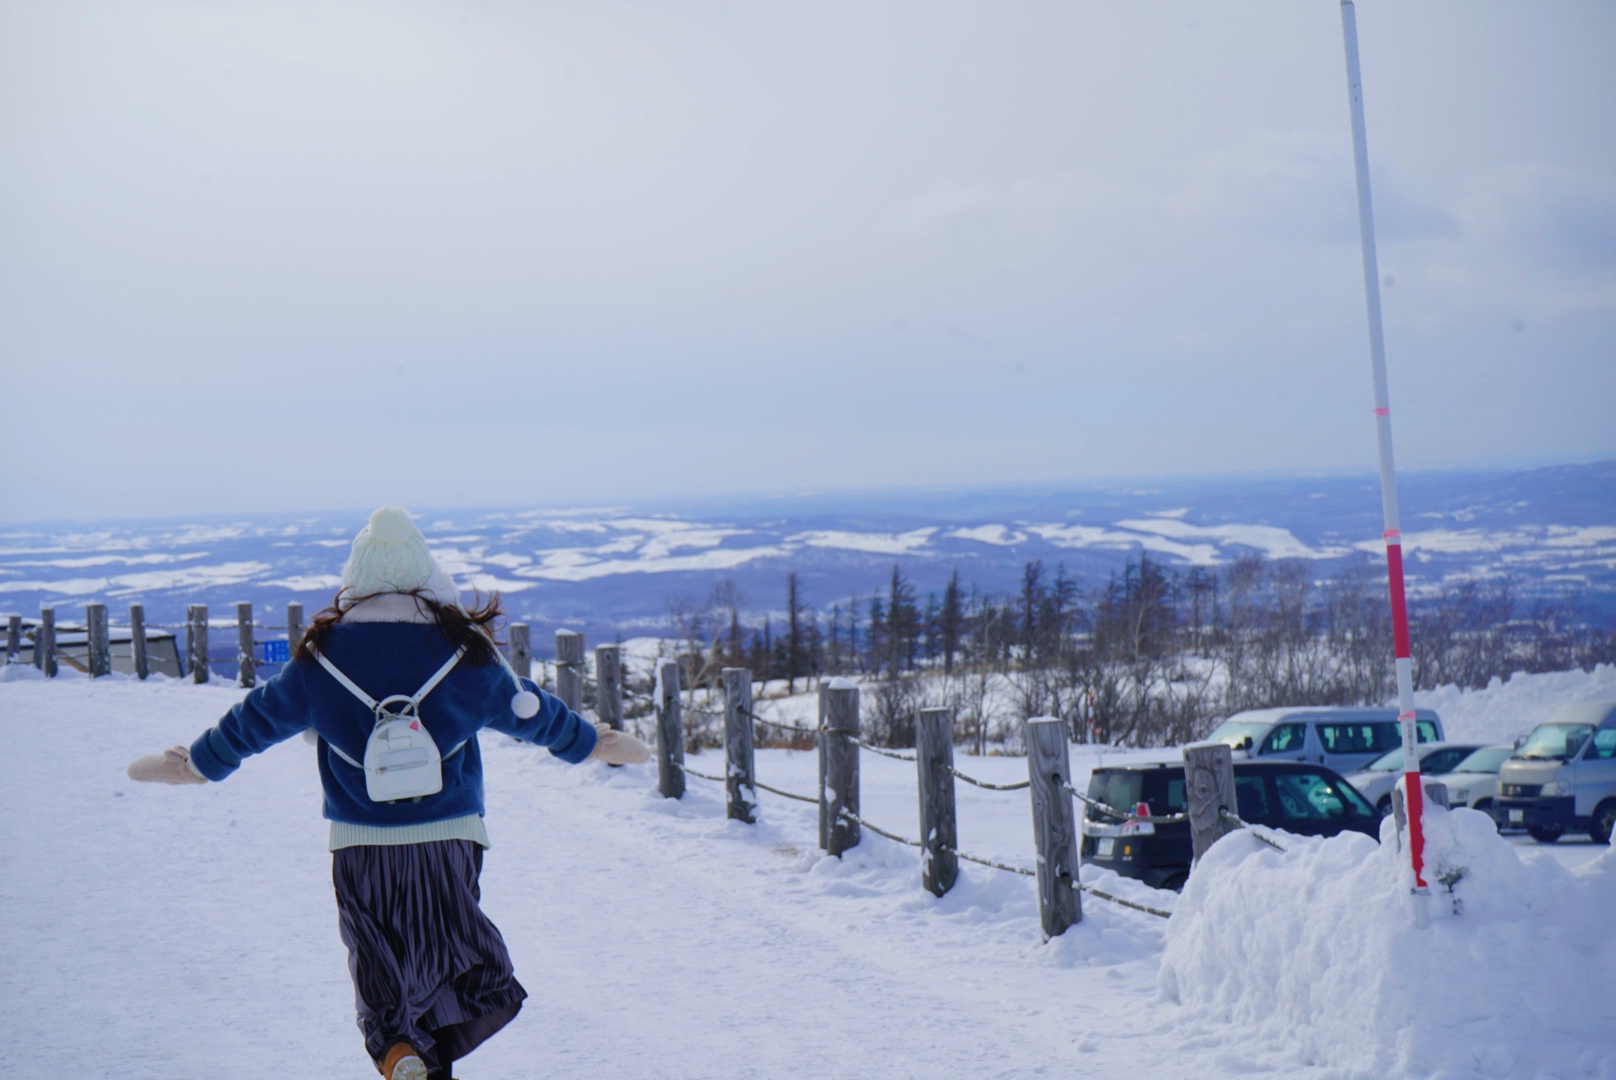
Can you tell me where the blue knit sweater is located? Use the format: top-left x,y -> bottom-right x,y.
188,621 -> 598,827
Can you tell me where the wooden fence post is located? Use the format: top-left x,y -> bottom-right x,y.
508,623 -> 531,680
595,645 -> 623,731
1391,779 -> 1450,852
286,602 -> 304,655
187,604 -> 209,684
722,667 -> 757,823
556,630 -> 584,711
236,602 -> 255,688
1184,741 -> 1239,866
655,659 -> 685,799
129,603 -> 149,680
5,614 -> 20,663
820,680 -> 861,857
916,706 -> 959,896
1024,715 -> 1082,938
38,607 -> 57,677
86,602 -> 111,677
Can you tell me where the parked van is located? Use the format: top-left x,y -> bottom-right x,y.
1494,701 -> 1616,844
1205,707 -> 1444,776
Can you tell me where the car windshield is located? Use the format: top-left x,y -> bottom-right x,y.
1207,721 -> 1271,748
1452,747 -> 1511,773
1515,723 -> 1594,761
1362,747 -> 1403,772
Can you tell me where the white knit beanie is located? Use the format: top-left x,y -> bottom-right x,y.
339,506 -> 458,606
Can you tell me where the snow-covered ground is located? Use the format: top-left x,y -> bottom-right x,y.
1,665 -> 1612,1079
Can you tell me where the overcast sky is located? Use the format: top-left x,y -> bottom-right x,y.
2,1 -> 1612,523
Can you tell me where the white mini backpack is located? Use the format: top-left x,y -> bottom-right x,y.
311,646 -> 468,803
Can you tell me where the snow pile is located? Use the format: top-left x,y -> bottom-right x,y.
1160,805 -> 1616,1079
1415,664 -> 1616,745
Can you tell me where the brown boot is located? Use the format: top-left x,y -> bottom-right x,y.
379,1041 -> 429,1080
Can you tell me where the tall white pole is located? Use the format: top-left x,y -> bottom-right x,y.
1339,0 -> 1429,928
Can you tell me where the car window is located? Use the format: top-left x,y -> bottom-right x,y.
1422,748 -> 1470,774
1453,747 -> 1511,773
1417,721 -> 1439,743
1272,771 -> 1350,820
1140,771 -> 1189,815
1260,723 -> 1308,754
1234,775 -> 1270,818
1588,729 -> 1616,760
1207,721 -> 1271,749
1318,723 -> 1380,755
1364,747 -> 1403,772
1087,770 -> 1141,813
1334,776 -> 1374,816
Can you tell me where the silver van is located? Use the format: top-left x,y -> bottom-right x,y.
1494,701 -> 1616,844
1206,706 -> 1444,776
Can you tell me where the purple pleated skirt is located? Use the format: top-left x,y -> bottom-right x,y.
332,840 -> 526,1072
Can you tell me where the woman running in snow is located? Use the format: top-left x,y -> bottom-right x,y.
127,506 -> 648,1080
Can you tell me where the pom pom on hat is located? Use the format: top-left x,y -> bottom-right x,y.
340,506 -> 440,601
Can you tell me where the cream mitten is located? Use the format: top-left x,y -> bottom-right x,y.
588,721 -> 650,765
127,745 -> 207,785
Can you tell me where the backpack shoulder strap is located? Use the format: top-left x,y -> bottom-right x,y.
323,737 -> 364,770
309,646 -> 379,711
410,646 -> 466,707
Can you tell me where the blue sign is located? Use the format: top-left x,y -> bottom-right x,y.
258,639 -> 291,664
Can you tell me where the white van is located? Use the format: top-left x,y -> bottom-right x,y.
1205,706 -> 1445,776
1494,701 -> 1616,844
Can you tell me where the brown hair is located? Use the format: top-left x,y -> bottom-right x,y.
293,589 -> 505,667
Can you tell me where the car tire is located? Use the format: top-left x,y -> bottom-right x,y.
1162,871 -> 1189,893
1527,824 -> 1564,844
1376,795 -> 1393,818
1590,801 -> 1616,846
1473,797 -> 1493,812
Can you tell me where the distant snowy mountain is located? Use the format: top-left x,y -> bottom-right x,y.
2,461 -> 1612,650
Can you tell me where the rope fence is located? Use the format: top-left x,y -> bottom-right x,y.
1221,809 -> 1289,852
1064,783 -> 1190,825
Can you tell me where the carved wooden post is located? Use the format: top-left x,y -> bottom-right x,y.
86,602 -> 111,677
5,614 -> 20,663
1184,741 -> 1239,866
1024,715 -> 1082,938
129,603 -> 150,680
595,645 -> 623,731
186,604 -> 209,684
38,606 -> 57,677
555,630 -> 584,712
286,602 -> 304,655
236,602 -> 255,688
916,706 -> 959,896
722,667 -> 757,823
820,680 -> 861,857
508,623 -> 532,680
655,659 -> 685,799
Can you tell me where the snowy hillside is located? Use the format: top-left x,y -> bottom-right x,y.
1,663 -> 1611,1079
2,462 -> 1613,646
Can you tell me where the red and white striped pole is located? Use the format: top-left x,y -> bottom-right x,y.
1339,0 -> 1429,927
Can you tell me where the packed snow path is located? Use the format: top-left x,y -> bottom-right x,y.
3,672 -> 1612,1079
2,677 -> 1178,1080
